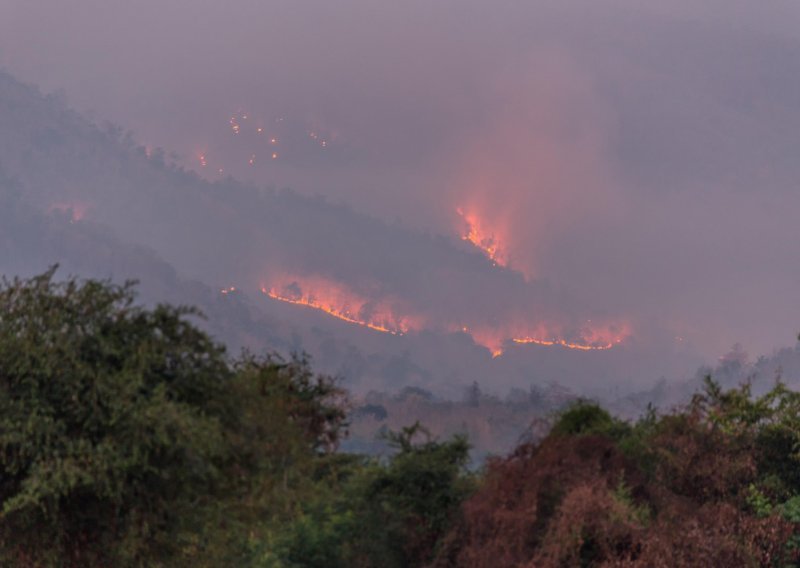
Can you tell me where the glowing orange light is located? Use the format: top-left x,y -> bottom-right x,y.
456,207 -> 508,267
462,320 -> 630,357
49,202 -> 89,223
272,152 -> 278,159
511,322 -> 630,352
511,337 -> 615,351
262,276 -> 423,336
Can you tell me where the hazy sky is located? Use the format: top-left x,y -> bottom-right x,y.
2,0 -> 800,358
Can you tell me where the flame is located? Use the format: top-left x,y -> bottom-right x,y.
512,337 -> 616,351
456,207 -> 508,267
261,276 -> 423,336
512,321 -> 630,351
461,320 -> 630,357
259,274 -> 629,358
49,202 -> 89,223
229,115 -> 241,134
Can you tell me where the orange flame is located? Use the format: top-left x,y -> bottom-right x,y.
49,202 -> 89,223
259,275 -> 630,359
512,337 -> 616,351
511,321 -> 630,351
456,207 -> 508,267
261,276 -> 423,336
463,320 -> 630,358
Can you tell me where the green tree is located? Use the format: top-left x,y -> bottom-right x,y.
0,269 -> 346,567
269,423 -> 473,568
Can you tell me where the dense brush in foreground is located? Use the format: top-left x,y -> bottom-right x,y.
1,271 -> 799,567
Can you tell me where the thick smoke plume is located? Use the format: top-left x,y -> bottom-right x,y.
2,0 -> 800,394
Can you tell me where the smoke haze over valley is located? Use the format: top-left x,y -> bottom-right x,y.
2,0 -> 800,401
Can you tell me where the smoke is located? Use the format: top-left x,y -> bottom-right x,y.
2,0 -> 800,382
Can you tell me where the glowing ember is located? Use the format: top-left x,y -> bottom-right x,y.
229,115 -> 241,134
461,320 -> 630,358
512,337 -> 617,351
262,276 -> 422,336
49,202 -> 89,223
259,275 -> 630,358
220,286 -> 237,295
511,322 -> 630,351
456,207 -> 508,267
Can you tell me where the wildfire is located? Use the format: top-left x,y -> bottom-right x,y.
258,275 -> 629,358
461,320 -> 630,358
512,337 -> 617,351
49,202 -> 89,223
230,114 -> 241,134
456,208 -> 508,267
512,322 -> 630,352
261,276 -> 422,336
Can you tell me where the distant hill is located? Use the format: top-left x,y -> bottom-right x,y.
0,71 -> 702,398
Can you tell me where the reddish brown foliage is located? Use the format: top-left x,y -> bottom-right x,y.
432,430 -> 794,567
650,413 -> 757,502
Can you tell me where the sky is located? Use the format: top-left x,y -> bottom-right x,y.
2,0 -> 800,360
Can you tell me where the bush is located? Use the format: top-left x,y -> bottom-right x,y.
0,269 -> 346,566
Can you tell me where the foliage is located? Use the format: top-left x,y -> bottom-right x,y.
4,268 -> 800,566
434,379 -> 800,567
550,399 -> 630,440
0,269 -> 346,567
266,422 -> 473,567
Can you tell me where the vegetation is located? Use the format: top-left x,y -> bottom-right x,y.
2,270 -> 800,566
0,269 -> 347,566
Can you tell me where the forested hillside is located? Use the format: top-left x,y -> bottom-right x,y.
0,71 -> 701,399
2,271 -> 800,567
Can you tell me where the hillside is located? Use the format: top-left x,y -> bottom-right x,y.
0,71 -> 702,399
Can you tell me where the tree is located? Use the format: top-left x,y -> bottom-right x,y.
269,423 -> 473,568
0,269 -> 347,566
